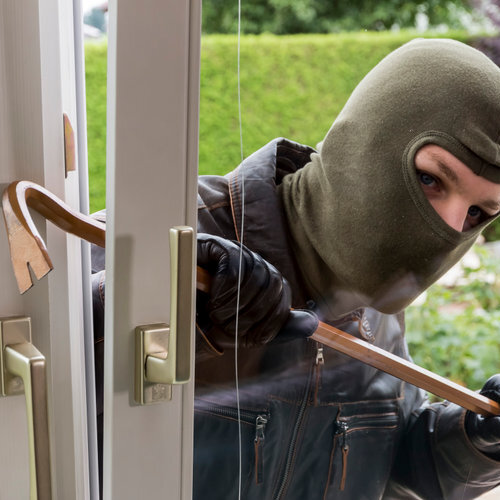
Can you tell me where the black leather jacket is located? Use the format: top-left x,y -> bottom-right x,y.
91,138 -> 500,499
192,138 -> 500,500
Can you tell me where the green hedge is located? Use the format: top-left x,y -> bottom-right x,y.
85,30 -> 471,212
85,40 -> 107,211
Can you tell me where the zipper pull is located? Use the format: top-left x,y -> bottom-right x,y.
254,414 -> 268,485
255,414 -> 268,442
335,419 -> 349,491
315,346 -> 324,365
313,346 -> 324,406
335,419 -> 348,439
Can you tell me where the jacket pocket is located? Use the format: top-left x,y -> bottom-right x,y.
324,409 -> 399,498
193,402 -> 270,498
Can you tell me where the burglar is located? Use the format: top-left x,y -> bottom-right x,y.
92,38 -> 500,498
192,38 -> 500,499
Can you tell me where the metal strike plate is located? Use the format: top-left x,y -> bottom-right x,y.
0,316 -> 32,396
63,113 -> 76,177
135,323 -> 172,405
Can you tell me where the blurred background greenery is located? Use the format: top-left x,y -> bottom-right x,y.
85,0 -> 500,391
202,0 -> 488,33
406,245 -> 500,392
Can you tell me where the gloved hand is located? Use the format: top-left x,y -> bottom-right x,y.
196,233 -> 318,352
465,375 -> 500,459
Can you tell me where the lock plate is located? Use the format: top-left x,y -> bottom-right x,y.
135,323 -> 172,405
0,317 -> 32,396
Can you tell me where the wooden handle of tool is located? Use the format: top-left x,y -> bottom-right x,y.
311,322 -> 500,416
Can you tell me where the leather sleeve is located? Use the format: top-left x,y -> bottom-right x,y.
92,270 -> 105,417
384,400 -> 500,499
196,175 -> 235,360
195,323 -> 224,362
89,180 -> 236,364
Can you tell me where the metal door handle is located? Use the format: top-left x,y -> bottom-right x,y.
0,317 -> 52,500
135,226 -> 194,404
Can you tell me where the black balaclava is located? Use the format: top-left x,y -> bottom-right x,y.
280,38 -> 500,318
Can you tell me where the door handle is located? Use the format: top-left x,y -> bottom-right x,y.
135,226 -> 194,405
0,317 -> 52,500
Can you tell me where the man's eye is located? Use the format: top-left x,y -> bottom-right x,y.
418,171 -> 436,187
468,206 -> 483,219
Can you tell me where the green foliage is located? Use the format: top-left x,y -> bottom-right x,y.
202,0 -> 474,34
406,244 -> 500,393
84,40 -> 107,212
483,219 -> 500,241
199,31 -> 471,178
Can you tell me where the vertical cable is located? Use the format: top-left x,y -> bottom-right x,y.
234,0 -> 245,498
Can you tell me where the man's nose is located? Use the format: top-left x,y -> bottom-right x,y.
433,198 -> 467,232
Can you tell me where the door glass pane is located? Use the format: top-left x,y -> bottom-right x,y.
84,2 -> 500,498
193,15 -> 500,500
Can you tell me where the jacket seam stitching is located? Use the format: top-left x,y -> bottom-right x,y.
200,200 -> 232,212
322,432 -> 339,500
228,172 -> 241,241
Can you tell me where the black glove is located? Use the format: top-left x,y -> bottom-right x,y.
196,233 -> 318,351
465,375 -> 500,459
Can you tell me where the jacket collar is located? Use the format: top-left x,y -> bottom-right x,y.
227,138 -> 315,306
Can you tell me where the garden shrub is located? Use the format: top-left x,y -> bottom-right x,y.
406,244 -> 500,393
202,0 -> 475,34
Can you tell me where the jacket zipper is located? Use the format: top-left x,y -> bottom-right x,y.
334,412 -> 398,491
313,345 -> 324,406
335,419 -> 349,491
349,309 -> 374,342
274,344 -> 315,500
254,414 -> 268,484
340,413 -> 399,429
201,403 -> 266,424
201,404 -> 270,486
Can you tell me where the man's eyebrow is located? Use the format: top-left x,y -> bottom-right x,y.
433,155 -> 500,213
435,159 -> 459,184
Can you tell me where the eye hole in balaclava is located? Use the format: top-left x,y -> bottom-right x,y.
403,132 -> 498,241
413,144 -> 500,232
